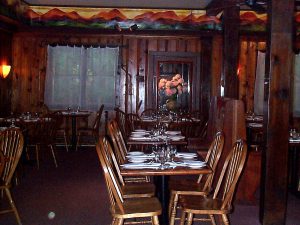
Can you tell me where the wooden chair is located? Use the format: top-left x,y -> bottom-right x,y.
108,120 -> 127,164
100,136 -> 155,198
168,132 -> 225,225
96,137 -> 162,225
125,113 -> 141,135
25,116 -> 58,169
115,108 -> 127,139
0,128 -> 24,225
53,110 -> 69,152
0,151 -> 4,177
76,104 -> 104,150
178,139 -> 247,225
108,120 -> 150,183
140,108 -> 157,117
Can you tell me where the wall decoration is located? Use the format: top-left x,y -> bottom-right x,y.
24,7 -> 222,31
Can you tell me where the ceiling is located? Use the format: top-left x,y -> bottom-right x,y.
23,0 -> 212,9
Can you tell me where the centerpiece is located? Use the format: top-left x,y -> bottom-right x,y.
158,74 -> 188,111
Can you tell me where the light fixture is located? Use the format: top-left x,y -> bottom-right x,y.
1,65 -> 11,79
129,24 -> 138,31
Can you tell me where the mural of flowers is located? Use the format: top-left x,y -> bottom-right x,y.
158,74 -> 188,110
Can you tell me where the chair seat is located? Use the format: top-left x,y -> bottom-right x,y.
122,182 -> 155,198
112,197 -> 162,218
180,195 -> 232,214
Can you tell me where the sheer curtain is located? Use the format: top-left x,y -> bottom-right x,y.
254,51 -> 265,115
44,45 -> 119,111
294,54 -> 300,116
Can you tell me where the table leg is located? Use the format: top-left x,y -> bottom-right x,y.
71,116 -> 77,151
155,175 -> 170,225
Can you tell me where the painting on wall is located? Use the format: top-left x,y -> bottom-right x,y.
24,7 -> 222,31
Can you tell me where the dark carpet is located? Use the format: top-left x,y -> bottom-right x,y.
1,147 -> 299,225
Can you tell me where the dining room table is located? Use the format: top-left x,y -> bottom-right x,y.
120,151 -> 212,225
61,110 -> 92,151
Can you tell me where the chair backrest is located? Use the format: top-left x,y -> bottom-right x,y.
0,150 -> 5,178
125,113 -> 140,134
0,128 -> 24,186
114,108 -> 127,138
140,108 -> 157,117
96,136 -> 125,213
107,120 -> 127,164
212,139 -> 247,210
197,131 -> 225,191
92,104 -> 104,137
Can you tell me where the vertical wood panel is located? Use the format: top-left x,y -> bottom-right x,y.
211,35 -> 222,97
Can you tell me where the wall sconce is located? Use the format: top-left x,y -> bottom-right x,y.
1,65 -> 11,79
129,24 -> 138,31
114,23 -> 122,32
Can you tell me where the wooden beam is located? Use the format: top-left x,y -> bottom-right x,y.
206,0 -> 224,16
260,0 -> 294,224
223,0 -> 240,99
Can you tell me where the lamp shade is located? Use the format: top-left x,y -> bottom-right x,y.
2,65 -> 11,78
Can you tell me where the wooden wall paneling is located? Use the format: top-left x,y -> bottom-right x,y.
137,38 -> 146,114
167,39 -> 177,52
211,35 -> 222,97
176,39 -> 187,52
200,37 -> 212,117
246,41 -> 258,113
128,37 -> 138,113
0,30 -> 12,116
37,41 -> 47,111
146,39 -> 158,109
239,40 -> 248,106
158,39 -> 167,52
122,37 -> 129,113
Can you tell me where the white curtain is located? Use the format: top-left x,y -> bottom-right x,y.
44,45 -> 119,111
254,51 -> 265,115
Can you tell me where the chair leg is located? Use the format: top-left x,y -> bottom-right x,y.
63,132 -> 69,152
186,213 -> 193,225
221,214 -> 229,225
209,214 -> 217,225
49,145 -> 58,167
4,188 -> 22,225
76,133 -> 81,151
115,218 -> 123,225
179,211 -> 186,225
152,216 -> 159,225
35,145 -> 40,169
169,192 -> 179,225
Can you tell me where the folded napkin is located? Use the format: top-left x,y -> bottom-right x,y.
129,136 -> 152,141
176,152 -> 197,158
170,136 -> 185,141
248,123 -> 263,128
126,154 -> 154,159
121,162 -> 161,169
183,160 -> 206,168
289,138 -> 300,142
165,131 -> 181,135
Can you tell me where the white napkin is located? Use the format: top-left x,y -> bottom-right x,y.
129,136 -> 152,141
121,162 -> 161,169
183,160 -> 206,168
165,131 -> 181,135
248,123 -> 263,128
176,152 -> 197,158
170,136 -> 185,141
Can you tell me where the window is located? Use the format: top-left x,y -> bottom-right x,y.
44,45 -> 119,111
254,52 -> 300,116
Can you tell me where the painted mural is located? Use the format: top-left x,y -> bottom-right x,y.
1,2 -> 300,33
24,7 -> 222,31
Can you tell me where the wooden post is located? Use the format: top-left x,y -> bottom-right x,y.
223,0 -> 239,99
260,0 -> 294,224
